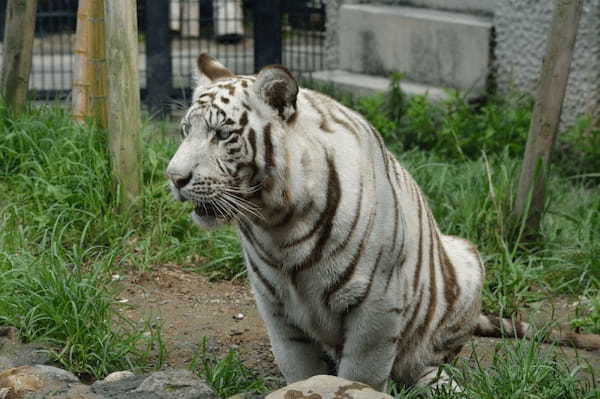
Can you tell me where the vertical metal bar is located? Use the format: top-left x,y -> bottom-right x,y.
145,0 -> 172,117
254,0 -> 281,71
0,0 -> 7,41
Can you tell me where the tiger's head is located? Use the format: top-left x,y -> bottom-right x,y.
166,54 -> 298,228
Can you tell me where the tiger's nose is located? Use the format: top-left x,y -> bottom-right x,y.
167,171 -> 192,189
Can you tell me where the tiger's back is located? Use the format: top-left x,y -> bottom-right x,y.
239,87 -> 485,388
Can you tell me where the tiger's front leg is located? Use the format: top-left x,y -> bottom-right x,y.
336,306 -> 400,391
254,294 -> 330,383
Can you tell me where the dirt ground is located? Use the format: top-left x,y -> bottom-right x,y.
117,265 -> 600,389
118,265 -> 282,382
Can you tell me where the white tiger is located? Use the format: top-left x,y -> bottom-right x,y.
166,54 -> 600,391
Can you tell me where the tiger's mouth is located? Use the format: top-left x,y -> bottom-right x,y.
193,202 -> 222,218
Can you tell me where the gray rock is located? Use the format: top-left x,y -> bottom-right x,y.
266,375 -> 394,399
92,370 -> 216,399
0,357 -> 14,372
0,341 -> 51,367
24,383 -> 102,399
135,370 -> 217,399
91,374 -> 154,399
31,365 -> 79,383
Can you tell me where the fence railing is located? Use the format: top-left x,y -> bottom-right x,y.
0,0 -> 326,115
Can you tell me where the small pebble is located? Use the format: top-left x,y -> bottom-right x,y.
103,370 -> 135,383
233,313 -> 245,321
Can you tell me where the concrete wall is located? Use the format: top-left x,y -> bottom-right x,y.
495,0 -> 600,124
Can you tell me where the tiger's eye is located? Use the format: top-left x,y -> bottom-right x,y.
216,129 -> 231,140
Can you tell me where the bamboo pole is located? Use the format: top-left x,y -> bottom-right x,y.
513,0 -> 583,239
72,0 -> 92,122
104,0 -> 143,216
72,0 -> 108,128
0,0 -> 38,115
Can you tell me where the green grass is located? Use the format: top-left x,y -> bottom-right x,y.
189,338 -> 269,398
390,336 -> 599,398
0,248 -> 165,379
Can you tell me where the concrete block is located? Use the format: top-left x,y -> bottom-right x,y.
311,70 -> 450,101
378,0 -> 494,15
339,4 -> 492,92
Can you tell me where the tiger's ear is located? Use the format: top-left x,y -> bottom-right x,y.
254,65 -> 298,121
195,53 -> 234,87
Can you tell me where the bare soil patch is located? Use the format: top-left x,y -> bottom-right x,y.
117,265 -> 281,383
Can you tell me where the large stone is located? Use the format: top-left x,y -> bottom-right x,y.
0,329 -> 51,369
266,375 -> 393,399
0,365 -> 80,399
24,383 -> 102,399
92,370 -> 217,399
339,4 -> 492,92
91,374 -> 152,399
135,370 -> 216,399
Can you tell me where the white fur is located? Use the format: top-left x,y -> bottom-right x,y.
167,63 -> 486,392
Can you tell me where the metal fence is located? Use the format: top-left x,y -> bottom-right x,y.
0,0 -> 326,114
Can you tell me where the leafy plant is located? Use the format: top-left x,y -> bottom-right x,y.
0,249 -> 165,379
190,338 -> 268,398
572,295 -> 600,334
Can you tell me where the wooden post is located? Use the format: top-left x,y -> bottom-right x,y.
104,0 -> 143,216
72,0 -> 108,128
513,0 -> 583,238
0,0 -> 38,115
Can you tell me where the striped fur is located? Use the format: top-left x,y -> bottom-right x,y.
166,55 -> 599,391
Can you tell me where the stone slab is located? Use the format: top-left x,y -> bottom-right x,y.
378,0 -> 494,15
339,4 -> 492,92
311,69 -> 450,101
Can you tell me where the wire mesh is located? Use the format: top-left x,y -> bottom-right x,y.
30,0 -> 77,99
282,0 -> 326,76
0,0 -> 326,102
171,0 -> 253,93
